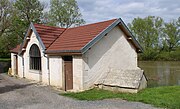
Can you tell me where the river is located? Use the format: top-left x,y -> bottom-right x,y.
138,61 -> 180,87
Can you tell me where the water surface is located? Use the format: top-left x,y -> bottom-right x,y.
138,61 -> 180,87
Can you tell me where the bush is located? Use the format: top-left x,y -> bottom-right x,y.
0,52 -> 10,58
169,49 -> 180,61
139,47 -> 180,61
156,49 -> 180,61
138,49 -> 158,61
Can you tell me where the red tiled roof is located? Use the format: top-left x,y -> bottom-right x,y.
47,19 -> 117,51
11,19 -> 118,54
33,24 -> 66,48
11,18 -> 142,54
10,44 -> 21,54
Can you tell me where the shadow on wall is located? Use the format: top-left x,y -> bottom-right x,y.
0,61 -> 11,73
83,28 -> 122,69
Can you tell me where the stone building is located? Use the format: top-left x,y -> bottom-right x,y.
11,18 -> 147,93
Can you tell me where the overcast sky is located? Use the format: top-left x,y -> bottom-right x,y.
40,0 -> 180,24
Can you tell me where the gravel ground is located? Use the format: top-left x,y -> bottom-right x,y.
0,73 -> 161,109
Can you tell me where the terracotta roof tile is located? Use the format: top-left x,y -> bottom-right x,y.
10,44 -> 21,54
33,24 -> 66,49
13,19 -> 142,54
47,19 -> 117,51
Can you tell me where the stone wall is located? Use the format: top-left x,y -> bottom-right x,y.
96,69 -> 147,93
0,61 -> 11,73
82,25 -> 139,90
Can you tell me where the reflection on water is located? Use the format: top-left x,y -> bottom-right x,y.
138,61 -> 180,87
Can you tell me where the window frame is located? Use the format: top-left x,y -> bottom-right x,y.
29,44 -> 41,71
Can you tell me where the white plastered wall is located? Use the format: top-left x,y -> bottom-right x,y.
11,53 -> 23,77
17,55 -> 23,77
47,55 -> 84,90
11,29 -> 64,87
10,25 -> 140,91
49,56 -> 63,87
11,53 -> 16,75
73,55 -> 83,91
82,26 -> 139,90
23,31 -> 49,84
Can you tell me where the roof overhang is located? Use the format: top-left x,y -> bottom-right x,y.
45,50 -> 82,55
45,18 -> 143,55
18,23 -> 46,55
118,18 -> 143,53
10,51 -> 18,54
80,18 -> 143,54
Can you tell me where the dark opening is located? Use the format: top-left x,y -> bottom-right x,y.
63,56 -> 72,61
29,44 -> 41,70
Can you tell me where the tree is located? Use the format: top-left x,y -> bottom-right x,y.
162,20 -> 180,51
48,0 -> 85,28
0,0 -> 17,57
14,0 -> 44,24
0,0 -> 45,57
129,16 -> 164,49
129,16 -> 164,60
13,0 -> 44,39
0,0 -> 13,37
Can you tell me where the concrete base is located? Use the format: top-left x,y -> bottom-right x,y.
98,85 -> 138,93
96,69 -> 147,93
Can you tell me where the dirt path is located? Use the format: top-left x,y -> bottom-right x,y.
0,73 -> 161,109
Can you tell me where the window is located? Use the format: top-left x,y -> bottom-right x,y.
29,44 -> 41,70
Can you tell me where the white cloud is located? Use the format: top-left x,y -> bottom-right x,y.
40,0 -> 180,24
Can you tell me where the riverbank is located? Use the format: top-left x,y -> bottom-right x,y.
138,49 -> 180,61
138,61 -> 180,87
156,50 -> 180,61
62,86 -> 180,109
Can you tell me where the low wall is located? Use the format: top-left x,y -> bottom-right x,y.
0,61 -> 11,73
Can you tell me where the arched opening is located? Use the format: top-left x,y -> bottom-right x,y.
29,44 -> 41,70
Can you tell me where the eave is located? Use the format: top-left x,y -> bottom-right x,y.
45,18 -> 143,55
80,18 -> 143,54
45,50 -> 82,56
18,23 -> 46,55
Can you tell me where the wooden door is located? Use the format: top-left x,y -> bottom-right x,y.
15,56 -> 18,75
64,56 -> 73,90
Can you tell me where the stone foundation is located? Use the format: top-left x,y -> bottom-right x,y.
96,69 -> 147,93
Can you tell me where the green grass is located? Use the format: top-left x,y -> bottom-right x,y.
0,58 -> 11,62
62,86 -> 180,109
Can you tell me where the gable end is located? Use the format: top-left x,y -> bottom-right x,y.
19,23 -> 46,55
119,18 -> 143,53
81,19 -> 120,54
81,18 -> 143,54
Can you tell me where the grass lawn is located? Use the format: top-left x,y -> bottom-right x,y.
62,86 -> 180,109
0,58 -> 11,62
